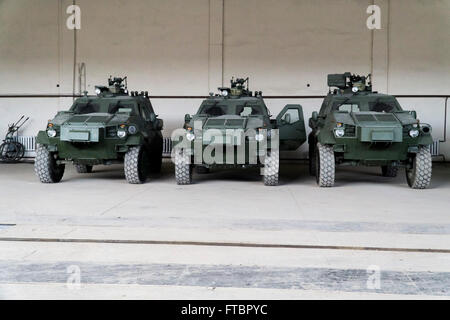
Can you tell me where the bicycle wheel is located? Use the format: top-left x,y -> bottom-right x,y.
0,141 -> 21,162
13,142 -> 25,161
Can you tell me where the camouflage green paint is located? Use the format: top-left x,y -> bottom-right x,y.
36,78 -> 163,166
179,77 -> 307,167
309,73 -> 433,168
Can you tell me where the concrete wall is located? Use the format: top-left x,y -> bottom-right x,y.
0,0 -> 449,158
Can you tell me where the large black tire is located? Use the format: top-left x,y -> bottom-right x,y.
124,146 -> 149,184
74,164 -> 93,173
315,143 -> 335,187
406,147 -> 432,189
309,140 -> 316,176
174,149 -> 192,185
149,138 -> 163,174
263,150 -> 279,186
34,144 -> 65,183
381,166 -> 398,177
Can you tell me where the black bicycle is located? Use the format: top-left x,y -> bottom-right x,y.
0,116 -> 29,163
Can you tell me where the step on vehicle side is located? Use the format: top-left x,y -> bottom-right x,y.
35,77 -> 164,184
308,72 -> 433,189
174,77 -> 307,186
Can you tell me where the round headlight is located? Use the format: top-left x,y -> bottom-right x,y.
128,125 -> 137,134
421,125 -> 431,134
95,88 -> 101,95
255,133 -> 264,142
335,128 -> 345,137
186,132 -> 195,141
409,129 -> 420,138
117,130 -> 127,138
47,129 -> 57,138
221,90 -> 228,97
352,87 -> 359,93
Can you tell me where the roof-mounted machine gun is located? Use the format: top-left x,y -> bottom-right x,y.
328,72 -> 372,94
95,76 -> 128,96
218,77 -> 257,97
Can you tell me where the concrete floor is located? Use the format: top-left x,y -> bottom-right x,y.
0,160 -> 449,299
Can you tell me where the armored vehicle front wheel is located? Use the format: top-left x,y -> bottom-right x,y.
381,166 -> 398,177
124,146 -> 150,184
315,143 -> 335,187
406,147 -> 432,189
74,164 -> 93,173
263,150 -> 279,186
174,149 -> 192,185
34,144 -> 65,183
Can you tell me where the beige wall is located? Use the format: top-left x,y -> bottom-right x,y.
0,0 -> 449,158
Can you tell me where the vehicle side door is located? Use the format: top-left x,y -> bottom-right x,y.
276,104 -> 306,150
138,100 -> 153,141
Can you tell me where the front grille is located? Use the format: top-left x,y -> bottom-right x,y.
67,115 -> 89,123
86,116 -> 109,123
105,127 -> 117,138
225,119 -> 245,126
205,119 -> 226,126
355,114 -> 377,122
344,126 -> 356,137
374,114 -> 397,122
402,127 -> 410,138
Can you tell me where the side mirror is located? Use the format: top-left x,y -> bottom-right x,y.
156,119 -> 164,130
184,114 -> 191,122
312,111 -> 319,121
410,110 -> 417,119
283,113 -> 291,124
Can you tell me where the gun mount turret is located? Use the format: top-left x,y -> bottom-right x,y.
95,76 -> 128,96
217,77 -> 261,98
327,72 -> 372,94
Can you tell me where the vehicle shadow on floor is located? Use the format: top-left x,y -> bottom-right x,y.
46,159 -> 450,189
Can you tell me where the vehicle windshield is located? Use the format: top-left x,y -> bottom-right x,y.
199,104 -> 228,116
333,96 -> 401,113
368,98 -> 399,113
107,102 -> 136,114
236,105 -> 263,116
198,102 -> 265,117
72,102 -> 100,114
71,100 -> 137,115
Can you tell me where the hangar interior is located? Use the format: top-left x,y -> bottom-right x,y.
0,0 -> 449,299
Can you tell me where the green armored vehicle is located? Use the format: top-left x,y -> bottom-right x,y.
35,77 -> 163,184
308,72 -> 433,189
174,77 -> 306,186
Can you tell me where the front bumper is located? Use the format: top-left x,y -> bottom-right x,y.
182,140 -> 268,165
37,130 -> 143,162
333,137 -> 421,163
